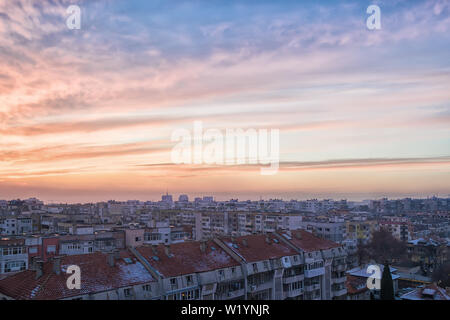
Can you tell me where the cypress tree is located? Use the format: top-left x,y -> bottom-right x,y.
380,261 -> 394,300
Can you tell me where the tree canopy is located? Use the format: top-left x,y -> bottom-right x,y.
357,229 -> 407,265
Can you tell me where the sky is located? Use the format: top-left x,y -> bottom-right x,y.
0,0 -> 449,203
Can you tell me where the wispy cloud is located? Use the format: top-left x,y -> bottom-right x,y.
0,0 -> 449,200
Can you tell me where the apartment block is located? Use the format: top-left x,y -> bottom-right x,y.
0,230 -> 347,300
0,238 -> 28,275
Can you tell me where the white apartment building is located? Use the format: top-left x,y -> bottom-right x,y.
0,238 -> 28,275
300,221 -> 347,243
194,211 -> 303,240
0,216 -> 33,235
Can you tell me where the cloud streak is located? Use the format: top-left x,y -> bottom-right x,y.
0,0 -> 449,200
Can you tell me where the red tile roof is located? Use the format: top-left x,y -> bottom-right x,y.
136,241 -> 239,278
0,238 -> 25,246
220,234 -> 298,263
0,250 -> 155,300
283,229 -> 341,252
346,275 -> 368,295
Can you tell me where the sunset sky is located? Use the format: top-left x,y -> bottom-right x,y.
0,0 -> 449,203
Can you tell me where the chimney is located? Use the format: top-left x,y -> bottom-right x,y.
200,241 -> 206,253
265,235 -> 271,244
35,260 -> 44,279
30,256 -> 38,271
53,256 -> 61,275
312,229 -> 320,238
295,231 -> 302,240
108,252 -> 115,267
242,239 -> 248,247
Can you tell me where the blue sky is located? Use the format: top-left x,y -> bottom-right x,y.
0,0 -> 449,202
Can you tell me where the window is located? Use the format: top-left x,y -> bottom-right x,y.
2,247 -> 24,256
252,263 -> 258,273
4,261 -> 26,273
29,247 -> 38,254
291,281 -> 303,291
47,245 -> 56,253
180,289 -> 200,300
124,288 -> 132,297
142,284 -> 151,292
263,261 -> 269,269
186,275 -> 194,286
170,278 -> 178,289
231,267 -> 236,275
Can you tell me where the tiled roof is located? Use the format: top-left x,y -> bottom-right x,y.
220,234 -> 298,263
136,241 -> 239,278
284,229 -> 341,252
0,238 -> 25,246
346,275 -> 368,295
0,250 -> 154,300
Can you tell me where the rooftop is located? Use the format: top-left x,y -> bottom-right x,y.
282,229 -> 342,253
0,250 -> 154,300
220,234 -> 298,263
400,283 -> 450,300
136,240 -> 239,278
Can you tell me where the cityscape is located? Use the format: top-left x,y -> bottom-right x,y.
0,194 -> 449,300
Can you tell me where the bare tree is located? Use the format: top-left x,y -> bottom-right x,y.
432,262 -> 450,288
361,229 -> 407,264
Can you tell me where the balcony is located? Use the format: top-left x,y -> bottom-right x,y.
304,283 -> 320,292
304,292 -> 321,300
331,276 -> 346,284
304,267 -> 325,278
333,288 -> 347,297
284,288 -> 303,299
283,274 -> 304,284
247,281 -> 272,293
332,264 -> 346,272
222,288 -> 245,300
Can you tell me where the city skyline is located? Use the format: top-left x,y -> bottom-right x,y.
2,193 -> 450,205
1,0 -> 449,202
